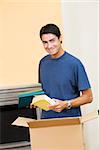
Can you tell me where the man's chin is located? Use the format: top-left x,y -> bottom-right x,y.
49,51 -> 58,55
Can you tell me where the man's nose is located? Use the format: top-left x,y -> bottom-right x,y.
47,42 -> 52,49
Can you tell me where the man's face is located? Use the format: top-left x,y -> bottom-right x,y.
41,33 -> 62,55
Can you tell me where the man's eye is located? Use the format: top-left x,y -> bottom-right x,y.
50,39 -> 55,42
42,41 -> 47,44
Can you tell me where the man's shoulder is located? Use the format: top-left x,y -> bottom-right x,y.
40,54 -> 50,63
66,52 -> 81,64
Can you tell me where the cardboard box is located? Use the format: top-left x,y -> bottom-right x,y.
12,110 -> 98,150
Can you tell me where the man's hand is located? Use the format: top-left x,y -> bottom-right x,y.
48,99 -> 67,112
30,103 -> 37,109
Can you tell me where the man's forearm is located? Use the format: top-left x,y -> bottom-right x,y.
67,88 -> 93,108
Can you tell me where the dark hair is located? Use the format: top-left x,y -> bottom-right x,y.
39,23 -> 61,40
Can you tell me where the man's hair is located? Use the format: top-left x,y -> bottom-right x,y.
39,23 -> 61,40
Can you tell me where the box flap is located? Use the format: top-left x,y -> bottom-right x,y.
80,110 -> 99,123
12,110 -> 99,128
12,117 -> 35,127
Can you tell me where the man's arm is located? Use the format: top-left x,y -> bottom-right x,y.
48,88 -> 93,112
70,88 -> 93,107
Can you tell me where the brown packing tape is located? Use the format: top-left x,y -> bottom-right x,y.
80,110 -> 98,123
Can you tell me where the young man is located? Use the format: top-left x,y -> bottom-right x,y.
38,23 -> 93,119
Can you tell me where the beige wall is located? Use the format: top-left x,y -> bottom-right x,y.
0,0 -> 62,87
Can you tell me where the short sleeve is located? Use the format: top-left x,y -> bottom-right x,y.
74,61 -> 91,91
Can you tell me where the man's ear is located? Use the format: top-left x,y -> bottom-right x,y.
59,35 -> 62,43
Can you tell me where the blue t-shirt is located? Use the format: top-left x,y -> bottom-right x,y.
39,51 -> 91,119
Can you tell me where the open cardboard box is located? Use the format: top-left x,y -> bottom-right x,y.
12,110 -> 98,150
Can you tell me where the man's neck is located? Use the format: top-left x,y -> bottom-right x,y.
51,49 -> 65,59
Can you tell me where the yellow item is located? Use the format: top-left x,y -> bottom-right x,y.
32,95 -> 56,111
